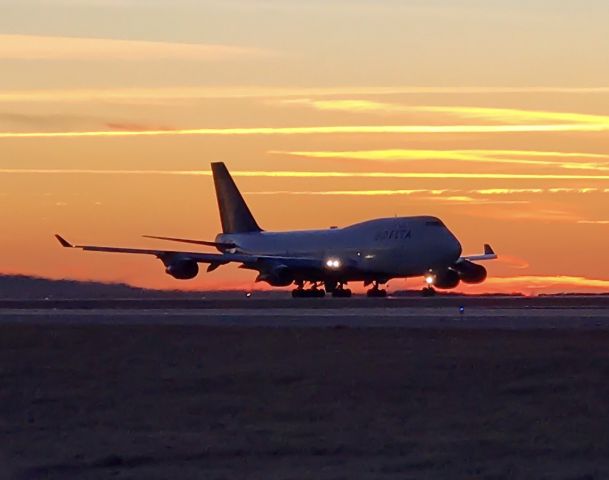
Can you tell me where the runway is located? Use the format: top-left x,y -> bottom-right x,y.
3,296 -> 609,479
1,296 -> 608,329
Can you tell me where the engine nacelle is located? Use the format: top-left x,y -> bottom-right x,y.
454,260 -> 487,284
432,269 -> 461,289
165,258 -> 199,280
255,264 -> 293,287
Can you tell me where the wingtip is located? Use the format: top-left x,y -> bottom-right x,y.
55,234 -> 73,248
484,243 -> 495,255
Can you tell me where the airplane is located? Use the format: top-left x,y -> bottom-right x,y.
55,162 -> 497,298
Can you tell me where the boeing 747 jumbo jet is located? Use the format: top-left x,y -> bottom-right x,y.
56,162 -> 497,297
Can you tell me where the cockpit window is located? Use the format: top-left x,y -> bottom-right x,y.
425,220 -> 444,227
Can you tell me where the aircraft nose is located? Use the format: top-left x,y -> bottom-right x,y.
446,231 -> 462,261
452,237 -> 463,260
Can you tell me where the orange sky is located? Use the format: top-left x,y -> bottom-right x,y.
1,1 -> 609,294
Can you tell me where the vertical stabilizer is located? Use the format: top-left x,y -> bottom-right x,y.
211,162 -> 262,234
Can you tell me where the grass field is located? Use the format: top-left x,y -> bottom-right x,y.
1,325 -> 609,479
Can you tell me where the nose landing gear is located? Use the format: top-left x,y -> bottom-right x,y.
422,272 -> 436,296
421,286 -> 436,297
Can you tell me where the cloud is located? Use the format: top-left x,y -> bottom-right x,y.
577,220 -> 609,224
284,99 -> 609,132
275,149 -> 609,172
281,98 -> 399,113
0,112 -> 100,129
0,113 -> 176,132
465,208 -> 583,223
413,106 -> 609,126
244,188 -> 603,197
459,275 -> 609,294
2,85 -> 609,104
3,169 -> 609,182
417,195 -> 528,206
244,189 -> 437,196
2,122 -> 609,139
0,35 -> 271,61
106,122 -> 174,131
243,189 -> 530,205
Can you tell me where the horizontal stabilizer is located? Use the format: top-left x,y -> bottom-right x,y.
461,244 -> 498,262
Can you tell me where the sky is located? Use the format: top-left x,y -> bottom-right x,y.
1,0 -> 609,294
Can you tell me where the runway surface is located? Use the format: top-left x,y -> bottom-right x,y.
3,296 -> 609,479
1,296 -> 608,329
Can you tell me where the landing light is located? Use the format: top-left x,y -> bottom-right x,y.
325,258 -> 341,269
425,275 -> 435,285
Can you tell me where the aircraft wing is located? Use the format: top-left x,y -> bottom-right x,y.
142,235 -> 237,249
54,234 -> 322,269
460,243 -> 497,262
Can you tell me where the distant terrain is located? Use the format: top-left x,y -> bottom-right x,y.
0,275 -> 302,300
0,275 -> 210,300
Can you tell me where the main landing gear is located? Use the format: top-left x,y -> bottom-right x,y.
366,281 -> 387,298
330,282 -> 352,298
292,281 -> 326,298
421,286 -> 436,297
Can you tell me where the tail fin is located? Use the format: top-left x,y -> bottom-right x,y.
211,162 -> 262,234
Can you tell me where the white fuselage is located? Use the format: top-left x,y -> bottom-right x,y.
217,216 -> 462,279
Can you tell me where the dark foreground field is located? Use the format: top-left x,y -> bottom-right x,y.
1,326 -> 609,479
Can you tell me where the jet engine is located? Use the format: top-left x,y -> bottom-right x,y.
432,268 -> 461,289
454,260 -> 487,284
255,264 -> 293,286
165,258 -> 199,280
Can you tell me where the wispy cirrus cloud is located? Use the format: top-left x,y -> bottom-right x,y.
244,189 -> 444,196
2,122 -> 609,139
246,189 -> 531,205
3,169 -> 609,181
0,34 -> 271,61
467,208 -> 582,223
414,105 -> 609,126
280,98 -> 399,113
5,99 -> 604,138
275,149 -> 609,172
284,99 -> 609,131
244,188 -> 603,197
577,219 -> 609,224
2,86 -> 609,104
417,195 -> 528,206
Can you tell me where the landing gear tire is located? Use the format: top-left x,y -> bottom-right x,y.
422,286 -> 436,297
292,288 -> 326,298
366,288 -> 387,298
332,288 -> 352,298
